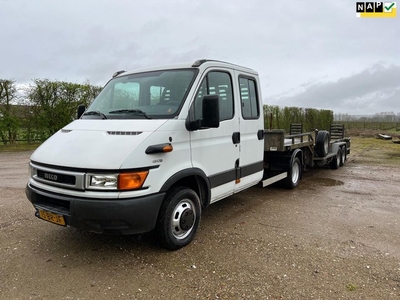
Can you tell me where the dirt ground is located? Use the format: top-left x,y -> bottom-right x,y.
1,144 -> 400,299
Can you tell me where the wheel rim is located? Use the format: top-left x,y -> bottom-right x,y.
292,161 -> 300,184
324,137 -> 329,155
170,199 -> 196,240
341,147 -> 346,165
337,151 -> 341,165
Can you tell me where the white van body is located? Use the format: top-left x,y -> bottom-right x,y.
26,60 -> 265,249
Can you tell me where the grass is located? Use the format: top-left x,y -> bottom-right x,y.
343,128 -> 400,166
350,136 -> 400,166
0,142 -> 41,152
346,283 -> 357,291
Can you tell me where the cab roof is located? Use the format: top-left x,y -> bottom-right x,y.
113,59 -> 258,78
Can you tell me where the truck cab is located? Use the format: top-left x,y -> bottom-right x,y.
26,59 -> 265,249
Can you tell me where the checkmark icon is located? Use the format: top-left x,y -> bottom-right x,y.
385,2 -> 395,11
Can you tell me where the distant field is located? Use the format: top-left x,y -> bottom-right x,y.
341,121 -> 400,131
346,127 -> 400,138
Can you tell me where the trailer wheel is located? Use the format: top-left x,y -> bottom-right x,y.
340,146 -> 346,166
157,187 -> 201,250
330,149 -> 341,170
284,157 -> 301,189
315,131 -> 330,157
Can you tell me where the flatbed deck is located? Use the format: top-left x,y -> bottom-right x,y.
264,130 -> 314,152
284,132 -> 315,149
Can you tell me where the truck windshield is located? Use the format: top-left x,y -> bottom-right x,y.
84,69 -> 197,119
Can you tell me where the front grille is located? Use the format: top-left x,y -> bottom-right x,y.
37,170 -> 76,185
31,163 -> 86,190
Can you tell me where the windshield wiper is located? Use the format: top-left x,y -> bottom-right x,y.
108,109 -> 150,119
83,110 -> 107,119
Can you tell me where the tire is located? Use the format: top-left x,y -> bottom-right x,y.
284,157 -> 301,189
340,146 -> 346,167
330,149 -> 341,170
315,131 -> 330,157
157,187 -> 201,250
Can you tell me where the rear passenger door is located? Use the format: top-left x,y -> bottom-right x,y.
233,74 -> 264,193
189,69 -> 240,203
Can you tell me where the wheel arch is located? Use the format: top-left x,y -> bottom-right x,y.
331,141 -> 346,156
160,168 -> 211,208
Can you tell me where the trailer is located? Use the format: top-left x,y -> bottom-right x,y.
261,123 -> 350,189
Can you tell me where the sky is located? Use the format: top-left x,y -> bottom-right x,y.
0,0 -> 399,115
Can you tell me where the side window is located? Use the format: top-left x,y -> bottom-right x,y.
239,77 -> 259,119
193,71 -> 234,121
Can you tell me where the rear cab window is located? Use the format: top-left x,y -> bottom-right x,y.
239,77 -> 260,119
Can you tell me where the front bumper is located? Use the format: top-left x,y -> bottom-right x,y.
26,183 -> 165,235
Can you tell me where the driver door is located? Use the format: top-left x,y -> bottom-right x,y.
189,69 -> 240,203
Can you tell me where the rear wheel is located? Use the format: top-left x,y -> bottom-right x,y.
340,146 -> 346,166
157,187 -> 201,250
284,157 -> 301,189
330,149 -> 341,169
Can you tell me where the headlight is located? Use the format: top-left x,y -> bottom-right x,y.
29,163 -> 36,178
29,163 -> 33,178
86,171 -> 149,191
87,174 -> 119,189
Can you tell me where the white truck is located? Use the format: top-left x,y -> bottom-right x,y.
26,60 -> 350,250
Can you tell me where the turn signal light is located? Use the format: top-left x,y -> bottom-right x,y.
163,144 -> 173,152
118,171 -> 149,190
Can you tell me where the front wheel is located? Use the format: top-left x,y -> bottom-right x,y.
157,187 -> 201,250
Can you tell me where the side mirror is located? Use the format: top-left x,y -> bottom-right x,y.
186,95 -> 220,131
201,95 -> 220,128
77,104 -> 86,119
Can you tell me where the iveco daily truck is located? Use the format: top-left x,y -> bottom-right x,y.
26,59 -> 350,249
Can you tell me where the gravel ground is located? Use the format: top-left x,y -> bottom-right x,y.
1,150 -> 400,299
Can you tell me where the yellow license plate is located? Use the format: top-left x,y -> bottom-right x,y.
38,209 -> 66,226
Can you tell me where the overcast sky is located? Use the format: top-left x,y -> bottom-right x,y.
1,0 -> 399,115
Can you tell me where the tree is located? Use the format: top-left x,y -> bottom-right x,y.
373,112 -> 396,122
27,79 -> 102,140
263,105 -> 333,132
0,79 -> 21,144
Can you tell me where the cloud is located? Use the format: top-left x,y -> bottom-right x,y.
267,64 -> 400,114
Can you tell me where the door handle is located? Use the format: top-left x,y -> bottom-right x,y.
232,132 -> 240,144
257,129 -> 264,140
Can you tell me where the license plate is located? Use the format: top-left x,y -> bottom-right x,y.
38,209 -> 66,226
